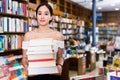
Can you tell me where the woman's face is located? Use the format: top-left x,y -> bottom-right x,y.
36,5 -> 52,26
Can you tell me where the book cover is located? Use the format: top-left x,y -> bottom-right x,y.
70,75 -> 95,80
28,59 -> 56,68
98,67 -> 104,75
107,56 -> 113,65
17,35 -> 22,49
26,50 -> 53,55
27,45 -> 53,52
80,77 -> 95,80
110,76 -> 120,80
0,17 -> 2,32
28,66 -> 58,75
29,38 -> 53,46
113,57 -> 120,68
0,35 -> 4,51
27,53 -> 54,60
0,65 -> 4,77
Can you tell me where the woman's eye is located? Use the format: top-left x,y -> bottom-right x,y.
45,14 -> 48,15
38,13 -> 41,15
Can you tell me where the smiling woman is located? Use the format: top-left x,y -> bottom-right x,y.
22,2 -> 64,80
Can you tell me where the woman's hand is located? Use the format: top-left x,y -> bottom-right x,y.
57,64 -> 62,75
22,58 -> 28,76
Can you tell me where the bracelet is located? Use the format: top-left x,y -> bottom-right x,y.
56,64 -> 63,67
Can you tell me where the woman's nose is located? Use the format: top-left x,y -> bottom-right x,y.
41,15 -> 44,19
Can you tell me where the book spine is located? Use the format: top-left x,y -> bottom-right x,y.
28,58 -> 54,62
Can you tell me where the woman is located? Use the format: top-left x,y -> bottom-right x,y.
22,3 -> 64,80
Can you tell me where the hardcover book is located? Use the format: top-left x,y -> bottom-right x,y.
28,59 -> 56,68
27,53 -> 54,60
28,66 -> 58,75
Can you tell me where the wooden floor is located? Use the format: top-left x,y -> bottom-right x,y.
69,54 -> 108,80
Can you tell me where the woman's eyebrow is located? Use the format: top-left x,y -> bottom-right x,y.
38,11 -> 41,13
38,10 -> 49,13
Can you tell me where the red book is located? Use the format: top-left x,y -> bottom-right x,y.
28,59 -> 56,68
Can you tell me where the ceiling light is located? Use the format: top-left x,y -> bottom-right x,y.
111,3 -> 115,6
90,2 -> 92,5
97,7 -> 102,10
115,8 -> 119,10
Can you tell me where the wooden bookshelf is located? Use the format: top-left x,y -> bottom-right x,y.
98,23 -> 118,41
0,32 -> 25,35
0,49 -> 22,56
0,12 -> 28,19
0,0 -> 29,79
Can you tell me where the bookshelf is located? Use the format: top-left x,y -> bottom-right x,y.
28,2 -> 38,31
98,23 -> 118,42
0,0 -> 28,79
0,0 -> 28,52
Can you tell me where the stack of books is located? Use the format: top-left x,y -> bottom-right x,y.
70,75 -> 104,80
26,38 -> 58,75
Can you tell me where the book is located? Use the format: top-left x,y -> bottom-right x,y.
113,57 -> 120,68
28,66 -> 58,75
0,35 -> 5,51
70,75 -> 95,80
70,75 -> 104,80
110,76 -> 120,80
107,56 -> 113,65
29,38 -> 53,46
27,45 -> 53,52
27,53 -> 54,60
0,65 -> 4,77
107,72 -> 120,80
26,50 -> 53,55
28,59 -> 56,68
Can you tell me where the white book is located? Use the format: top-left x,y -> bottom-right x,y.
16,18 -> 20,32
9,18 -> 12,32
27,45 -> 53,52
28,66 -> 58,75
27,53 -> 54,60
28,60 -> 56,68
29,38 -> 53,46
20,19 -> 24,32
26,50 -> 53,55
3,17 -> 7,32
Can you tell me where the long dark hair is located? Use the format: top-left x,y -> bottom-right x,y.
36,3 -> 53,23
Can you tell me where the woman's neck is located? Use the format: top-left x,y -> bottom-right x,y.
37,25 -> 50,33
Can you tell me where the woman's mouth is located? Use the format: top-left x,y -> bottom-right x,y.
40,20 -> 45,22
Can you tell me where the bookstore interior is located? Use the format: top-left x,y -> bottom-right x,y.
0,0 -> 120,80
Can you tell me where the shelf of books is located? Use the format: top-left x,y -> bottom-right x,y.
0,0 -> 28,79
98,23 -> 118,42
28,2 -> 38,31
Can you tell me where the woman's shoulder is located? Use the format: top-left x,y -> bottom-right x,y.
24,30 -> 36,41
25,30 -> 35,36
53,30 -> 62,35
52,30 -> 64,41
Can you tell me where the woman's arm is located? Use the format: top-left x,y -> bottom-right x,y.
22,50 -> 28,75
56,47 -> 64,74
21,32 -> 30,76
56,33 -> 64,75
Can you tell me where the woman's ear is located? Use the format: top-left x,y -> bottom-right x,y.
50,16 -> 53,21
49,16 -> 53,23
